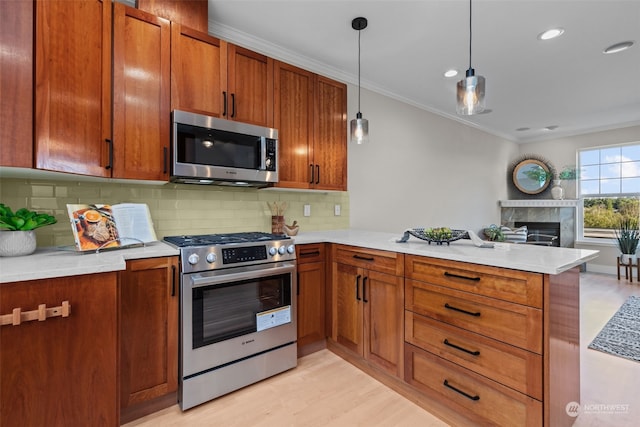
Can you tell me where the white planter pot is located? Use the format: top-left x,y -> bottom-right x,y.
620,253 -> 638,265
0,230 -> 37,257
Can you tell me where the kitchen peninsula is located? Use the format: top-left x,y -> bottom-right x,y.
1,230 -> 598,427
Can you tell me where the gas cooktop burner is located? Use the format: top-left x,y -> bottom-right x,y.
164,231 -> 290,248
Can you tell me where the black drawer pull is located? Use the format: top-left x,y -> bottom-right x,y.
222,91 -> 227,116
355,275 -> 362,301
444,271 -> 481,282
105,139 -> 113,170
443,379 -> 480,401
300,251 -> 321,257
443,339 -> 480,356
309,164 -> 314,184
296,272 -> 300,296
353,254 -> 374,261
362,276 -> 368,303
171,265 -> 176,297
444,303 -> 481,317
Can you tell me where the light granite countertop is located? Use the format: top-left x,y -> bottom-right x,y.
292,229 -> 599,275
0,242 -> 179,284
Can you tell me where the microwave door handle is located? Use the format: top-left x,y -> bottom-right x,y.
260,137 -> 267,170
190,263 -> 296,289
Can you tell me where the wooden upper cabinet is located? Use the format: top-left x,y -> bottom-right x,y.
171,25 -> 273,127
0,0 -> 33,168
138,0 -> 208,33
35,0 -> 112,177
171,23 -> 226,117
113,4 -> 171,180
274,61 -> 315,189
227,44 -> 274,127
314,76 -> 347,191
275,62 -> 347,191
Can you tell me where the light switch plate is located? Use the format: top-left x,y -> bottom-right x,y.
334,204 -> 341,216
303,204 -> 311,217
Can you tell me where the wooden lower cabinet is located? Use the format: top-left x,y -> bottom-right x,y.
296,244 -> 327,356
0,273 -> 118,427
331,245 -> 404,377
119,256 -> 179,424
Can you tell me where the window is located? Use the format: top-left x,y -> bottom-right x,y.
578,142 -> 640,242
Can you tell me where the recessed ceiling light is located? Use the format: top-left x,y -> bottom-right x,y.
603,41 -> 634,54
544,125 -> 559,131
444,69 -> 458,78
516,127 -> 530,132
538,28 -> 565,41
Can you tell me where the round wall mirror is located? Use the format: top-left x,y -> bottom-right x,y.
512,159 -> 552,194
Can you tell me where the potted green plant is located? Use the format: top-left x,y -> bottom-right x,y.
615,218 -> 639,265
0,203 -> 57,256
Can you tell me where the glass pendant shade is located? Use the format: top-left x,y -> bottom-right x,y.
350,112 -> 369,145
456,68 -> 485,115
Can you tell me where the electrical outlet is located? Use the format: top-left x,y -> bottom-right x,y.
334,204 -> 341,216
303,204 -> 311,217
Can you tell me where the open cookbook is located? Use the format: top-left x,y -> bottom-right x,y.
66,203 -> 157,251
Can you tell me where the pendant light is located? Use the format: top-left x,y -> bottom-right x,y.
350,17 -> 369,144
456,0 -> 485,115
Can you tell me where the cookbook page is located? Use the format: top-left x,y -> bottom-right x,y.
111,203 -> 158,244
67,204 -> 121,251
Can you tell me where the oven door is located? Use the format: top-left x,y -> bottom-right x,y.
181,261 -> 297,378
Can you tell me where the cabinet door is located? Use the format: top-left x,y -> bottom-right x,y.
332,262 -> 363,355
0,0 -> 32,168
297,260 -> 326,351
227,44 -> 273,127
113,4 -> 170,181
364,269 -> 404,376
120,257 -> 179,415
35,0 -> 112,176
313,76 -> 347,191
274,61 -> 315,189
1,273 -> 118,427
171,23 -> 227,117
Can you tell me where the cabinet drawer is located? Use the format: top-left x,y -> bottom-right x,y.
296,243 -> 326,264
405,343 -> 542,427
406,280 -> 542,353
333,245 -> 404,276
405,311 -> 542,399
405,255 -> 543,308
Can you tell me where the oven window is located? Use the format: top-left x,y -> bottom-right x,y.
192,273 -> 291,348
177,123 -> 261,170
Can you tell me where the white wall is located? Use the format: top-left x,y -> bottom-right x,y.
518,125 -> 640,273
347,85 -> 519,234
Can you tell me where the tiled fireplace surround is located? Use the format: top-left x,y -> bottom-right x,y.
500,200 -> 578,248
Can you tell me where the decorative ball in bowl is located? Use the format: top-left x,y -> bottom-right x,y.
411,227 -> 468,245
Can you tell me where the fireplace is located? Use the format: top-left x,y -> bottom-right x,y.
500,200 -> 577,248
515,221 -> 561,247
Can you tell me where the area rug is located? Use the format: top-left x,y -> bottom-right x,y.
588,296 -> 640,363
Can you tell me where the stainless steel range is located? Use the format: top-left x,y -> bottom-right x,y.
164,232 -> 297,410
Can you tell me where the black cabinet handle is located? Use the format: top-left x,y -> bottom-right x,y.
443,339 -> 480,356
444,271 -> 481,282
362,276 -> 368,303
444,303 -> 481,317
222,91 -> 227,116
315,164 -> 320,184
171,265 -> 176,297
105,139 -> 113,170
355,275 -> 362,301
309,164 -> 314,184
443,380 -> 480,401
353,254 -> 374,261
297,272 -> 300,296
231,93 -> 236,118
163,147 -> 168,174
300,251 -> 321,257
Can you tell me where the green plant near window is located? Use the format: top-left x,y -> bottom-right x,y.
483,225 -> 505,242
0,204 -> 57,231
558,166 -> 578,180
615,218 -> 640,255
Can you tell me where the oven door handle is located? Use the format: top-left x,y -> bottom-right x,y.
189,263 -> 296,289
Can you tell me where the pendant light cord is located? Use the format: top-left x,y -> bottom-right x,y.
358,28 -> 362,113
468,0 -> 472,70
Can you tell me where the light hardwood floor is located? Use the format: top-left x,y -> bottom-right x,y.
125,272 -> 639,427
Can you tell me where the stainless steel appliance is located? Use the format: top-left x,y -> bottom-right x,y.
164,232 -> 297,410
171,110 -> 278,187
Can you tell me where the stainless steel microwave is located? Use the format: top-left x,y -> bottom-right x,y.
171,110 -> 278,187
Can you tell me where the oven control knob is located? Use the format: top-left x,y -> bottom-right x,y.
206,253 -> 217,263
278,246 -> 286,255
188,253 -> 199,265
287,245 -> 295,254
269,247 -> 278,256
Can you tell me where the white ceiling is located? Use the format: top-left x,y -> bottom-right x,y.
207,0 -> 640,144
